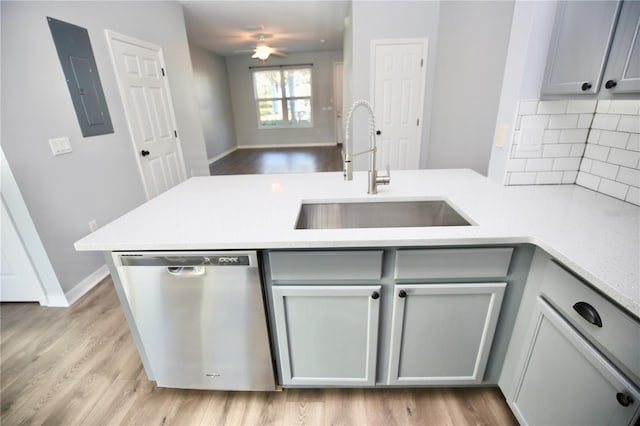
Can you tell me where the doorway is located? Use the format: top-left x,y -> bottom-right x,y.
371,39 -> 428,170
106,31 -> 187,199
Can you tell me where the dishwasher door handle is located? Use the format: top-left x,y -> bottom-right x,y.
167,266 -> 206,277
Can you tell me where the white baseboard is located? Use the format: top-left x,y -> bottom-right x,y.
208,147 -> 237,165
64,264 -> 110,306
237,142 -> 337,149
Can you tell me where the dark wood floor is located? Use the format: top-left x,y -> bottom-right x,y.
1,276 -> 518,425
209,146 -> 344,175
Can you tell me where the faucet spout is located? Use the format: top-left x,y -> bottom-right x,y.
343,99 -> 390,194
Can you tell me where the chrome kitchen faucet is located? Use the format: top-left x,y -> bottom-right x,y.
343,99 -> 390,194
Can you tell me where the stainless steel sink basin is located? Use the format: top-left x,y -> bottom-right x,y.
295,200 -> 472,229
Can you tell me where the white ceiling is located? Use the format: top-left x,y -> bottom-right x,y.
180,1 -> 350,57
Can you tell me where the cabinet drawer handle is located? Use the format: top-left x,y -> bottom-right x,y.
573,302 -> 603,327
616,392 -> 633,407
605,79 -> 618,89
371,291 -> 380,300
398,290 -> 407,298
581,82 -> 592,91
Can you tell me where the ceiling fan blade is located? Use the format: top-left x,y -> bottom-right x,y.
271,50 -> 287,57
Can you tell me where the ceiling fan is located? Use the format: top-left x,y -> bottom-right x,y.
251,35 -> 287,61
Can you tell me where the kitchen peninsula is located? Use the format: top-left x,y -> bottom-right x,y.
75,169 -> 640,423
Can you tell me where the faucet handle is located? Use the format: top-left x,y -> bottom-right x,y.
376,165 -> 391,186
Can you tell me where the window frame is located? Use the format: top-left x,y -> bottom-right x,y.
252,66 -> 313,129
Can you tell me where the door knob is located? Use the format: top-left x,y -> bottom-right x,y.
398,290 -> 407,298
371,291 -> 380,300
140,150 -> 150,157
616,392 -> 633,407
581,82 -> 592,91
605,79 -> 618,89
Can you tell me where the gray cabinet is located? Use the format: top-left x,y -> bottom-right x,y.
601,0 -> 640,94
387,283 -> 506,385
542,0 -> 622,95
272,285 -> 381,386
542,0 -> 640,96
509,298 -> 640,425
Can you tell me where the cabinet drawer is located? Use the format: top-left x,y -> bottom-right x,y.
394,248 -> 513,280
541,261 -> 640,384
268,250 -> 383,281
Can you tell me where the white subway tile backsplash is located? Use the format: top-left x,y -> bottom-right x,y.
608,148 -> 640,168
596,100 -> 611,114
598,179 -> 629,200
577,114 -> 594,129
584,144 -> 610,161
598,130 -> 629,148
608,100 -> 640,115
617,167 -> 640,187
588,129 -> 601,143
519,101 -> 539,115
617,115 -> 640,134
567,100 -> 597,114
580,158 -> 593,173
590,160 -> 619,180
626,187 -> 640,206
627,134 -> 640,152
592,114 -> 620,130
559,128 -> 589,143
509,172 -> 537,185
569,144 -> 586,157
576,172 -> 600,191
507,158 -> 527,172
521,115 -> 549,129
562,171 -> 578,184
538,100 -> 567,115
526,158 -> 554,172
543,130 -> 561,143
548,114 -> 579,129
553,157 -> 582,171
535,171 -> 563,184
543,144 -> 571,158
505,98 -> 639,205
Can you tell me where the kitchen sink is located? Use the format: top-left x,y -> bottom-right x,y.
295,200 -> 472,229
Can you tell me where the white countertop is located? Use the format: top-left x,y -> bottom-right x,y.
75,169 -> 640,317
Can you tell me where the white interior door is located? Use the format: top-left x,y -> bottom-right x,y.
0,198 -> 45,303
334,62 -> 344,145
106,31 -> 186,199
372,40 -> 427,170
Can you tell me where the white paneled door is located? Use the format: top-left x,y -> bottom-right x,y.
0,198 -> 45,303
106,31 -> 186,199
372,40 -> 427,170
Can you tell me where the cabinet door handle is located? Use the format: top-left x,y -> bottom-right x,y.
573,301 -> 603,327
398,290 -> 407,298
140,150 -> 150,157
616,392 -> 633,407
581,82 -> 592,91
371,291 -> 380,300
605,79 -> 618,89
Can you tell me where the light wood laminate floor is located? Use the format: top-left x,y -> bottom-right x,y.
209,146 -> 343,175
1,277 -> 517,425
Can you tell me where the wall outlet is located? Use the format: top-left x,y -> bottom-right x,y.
89,220 -> 98,232
495,124 -> 508,148
49,137 -> 72,156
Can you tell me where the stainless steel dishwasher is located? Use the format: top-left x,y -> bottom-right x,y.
114,251 -> 276,390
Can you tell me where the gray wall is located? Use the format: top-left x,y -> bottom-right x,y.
189,43 -> 237,163
226,50 -> 343,148
426,1 -> 514,175
1,1 -> 209,292
349,1 -> 441,170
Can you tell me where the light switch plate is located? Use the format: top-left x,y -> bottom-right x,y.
49,137 -> 72,156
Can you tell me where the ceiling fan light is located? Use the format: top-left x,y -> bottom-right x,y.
254,44 -> 271,60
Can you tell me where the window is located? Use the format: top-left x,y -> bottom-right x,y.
253,67 -> 312,128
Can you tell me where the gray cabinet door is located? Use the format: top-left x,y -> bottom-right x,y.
387,283 -> 506,385
542,0 -> 622,95
510,298 -> 640,425
602,0 -> 640,94
272,285 -> 381,386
